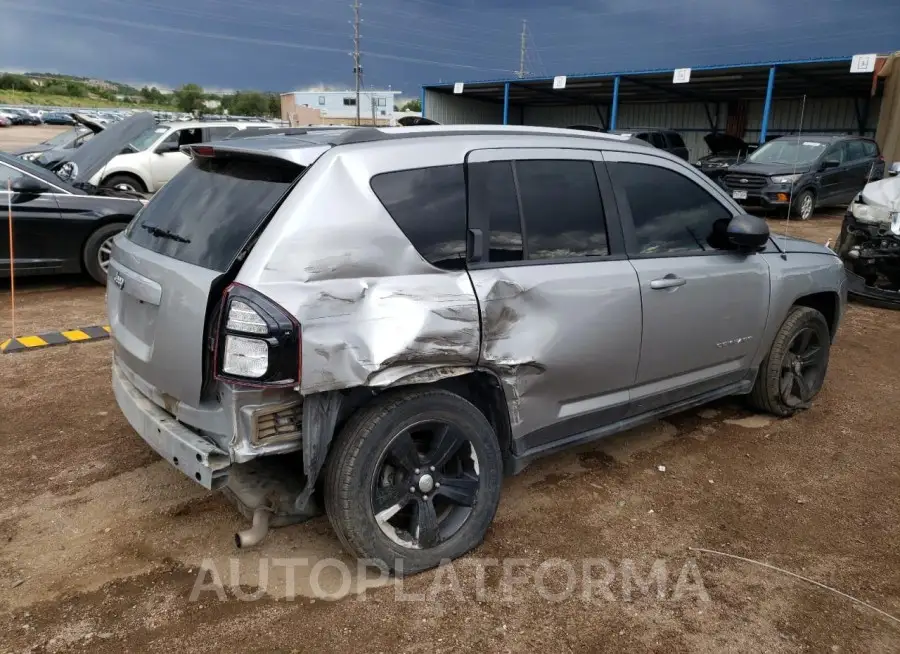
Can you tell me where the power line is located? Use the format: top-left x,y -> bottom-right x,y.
2,2 -> 515,74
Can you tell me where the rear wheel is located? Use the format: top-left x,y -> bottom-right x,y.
748,306 -> 831,416
83,223 -> 127,284
324,389 -> 503,575
102,174 -> 146,194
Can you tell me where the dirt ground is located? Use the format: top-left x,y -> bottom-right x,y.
0,125 -> 69,153
0,128 -> 898,653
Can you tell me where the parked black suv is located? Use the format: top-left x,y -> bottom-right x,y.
566,126 -> 690,161
722,135 -> 884,219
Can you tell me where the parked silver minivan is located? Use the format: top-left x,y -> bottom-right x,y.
108,126 -> 846,573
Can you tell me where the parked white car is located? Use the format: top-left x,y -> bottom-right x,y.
87,121 -> 274,193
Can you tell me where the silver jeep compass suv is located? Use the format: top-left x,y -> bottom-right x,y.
108,125 -> 846,573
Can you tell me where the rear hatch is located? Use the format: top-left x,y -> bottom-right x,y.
107,145 -> 325,408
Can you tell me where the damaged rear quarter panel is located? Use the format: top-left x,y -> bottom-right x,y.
233,142 -> 482,393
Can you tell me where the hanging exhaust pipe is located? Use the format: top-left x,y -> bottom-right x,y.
234,508 -> 272,549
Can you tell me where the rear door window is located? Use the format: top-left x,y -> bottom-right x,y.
846,140 -> 867,161
468,161 -> 524,262
205,126 -> 240,141
514,160 -> 608,259
862,140 -> 879,158
667,132 -> 686,148
370,165 -> 467,270
126,156 -> 303,272
649,133 -> 668,149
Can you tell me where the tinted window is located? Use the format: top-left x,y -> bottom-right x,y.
667,132 -> 686,148
649,133 -> 667,149
207,126 -> 239,141
609,162 -> 734,255
862,140 -> 879,158
468,161 -> 523,262
634,133 -> 651,143
846,140 -> 867,161
126,156 -> 302,272
370,165 -> 467,270
0,163 -> 17,185
515,160 -> 608,259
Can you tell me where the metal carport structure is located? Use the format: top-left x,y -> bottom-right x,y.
421,56 -> 890,160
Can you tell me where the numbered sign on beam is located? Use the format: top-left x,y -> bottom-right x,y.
453,82 -> 465,94
850,54 -> 877,73
553,75 -> 567,90
673,68 -> 691,84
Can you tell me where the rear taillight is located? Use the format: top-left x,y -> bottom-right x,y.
214,283 -> 301,388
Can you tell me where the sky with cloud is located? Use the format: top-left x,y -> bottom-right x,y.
0,0 -> 897,97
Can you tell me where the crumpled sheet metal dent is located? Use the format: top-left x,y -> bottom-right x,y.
861,175 -> 900,211
239,154 -> 545,412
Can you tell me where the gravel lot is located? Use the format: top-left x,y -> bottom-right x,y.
1,130 -> 898,654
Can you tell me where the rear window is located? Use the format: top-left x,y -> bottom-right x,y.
667,132 -> 686,148
370,165 -> 467,270
126,156 -> 302,272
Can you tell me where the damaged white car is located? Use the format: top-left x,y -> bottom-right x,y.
836,173 -> 900,308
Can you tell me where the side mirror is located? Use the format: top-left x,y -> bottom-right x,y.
10,176 -> 49,195
820,158 -> 840,171
155,142 -> 180,155
726,214 -> 769,252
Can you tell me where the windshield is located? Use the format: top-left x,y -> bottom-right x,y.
747,139 -> 828,166
42,127 -> 83,147
129,125 -> 169,151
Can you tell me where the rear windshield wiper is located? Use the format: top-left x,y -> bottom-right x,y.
140,222 -> 191,243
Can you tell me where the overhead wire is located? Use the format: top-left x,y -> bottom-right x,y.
2,2 -> 517,74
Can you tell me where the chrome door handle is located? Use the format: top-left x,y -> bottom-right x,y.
650,275 -> 686,290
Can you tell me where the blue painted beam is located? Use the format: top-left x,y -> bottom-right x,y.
610,76 -> 620,130
759,66 -> 777,144
503,82 -> 510,125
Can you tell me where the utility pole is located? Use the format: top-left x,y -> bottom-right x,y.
517,19 -> 527,79
352,0 -> 362,126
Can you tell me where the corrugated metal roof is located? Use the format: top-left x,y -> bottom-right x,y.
422,55 -> 863,89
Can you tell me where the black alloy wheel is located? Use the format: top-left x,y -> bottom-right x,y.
373,419 -> 480,550
748,306 -> 831,416
778,326 -> 826,408
324,389 -> 503,574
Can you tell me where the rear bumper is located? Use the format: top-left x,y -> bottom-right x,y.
113,357 -> 231,489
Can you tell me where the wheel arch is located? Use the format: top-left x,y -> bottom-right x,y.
792,291 -> 840,339
79,215 -> 133,273
100,169 -> 150,192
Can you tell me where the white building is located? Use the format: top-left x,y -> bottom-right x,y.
281,90 -> 400,125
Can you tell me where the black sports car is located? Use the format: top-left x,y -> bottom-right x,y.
0,151 -> 145,284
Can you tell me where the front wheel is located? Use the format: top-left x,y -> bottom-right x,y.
748,306 -> 831,416
83,223 -> 127,284
324,389 -> 503,575
102,174 -> 146,194
792,189 -> 815,221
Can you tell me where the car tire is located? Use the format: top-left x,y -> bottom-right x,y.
324,388 -> 503,576
791,189 -> 815,221
83,223 -> 127,284
748,306 -> 831,417
102,174 -> 146,194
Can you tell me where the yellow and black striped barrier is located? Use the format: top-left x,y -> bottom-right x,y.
1,325 -> 111,354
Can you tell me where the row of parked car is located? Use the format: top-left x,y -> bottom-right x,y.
570,125 -> 897,221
